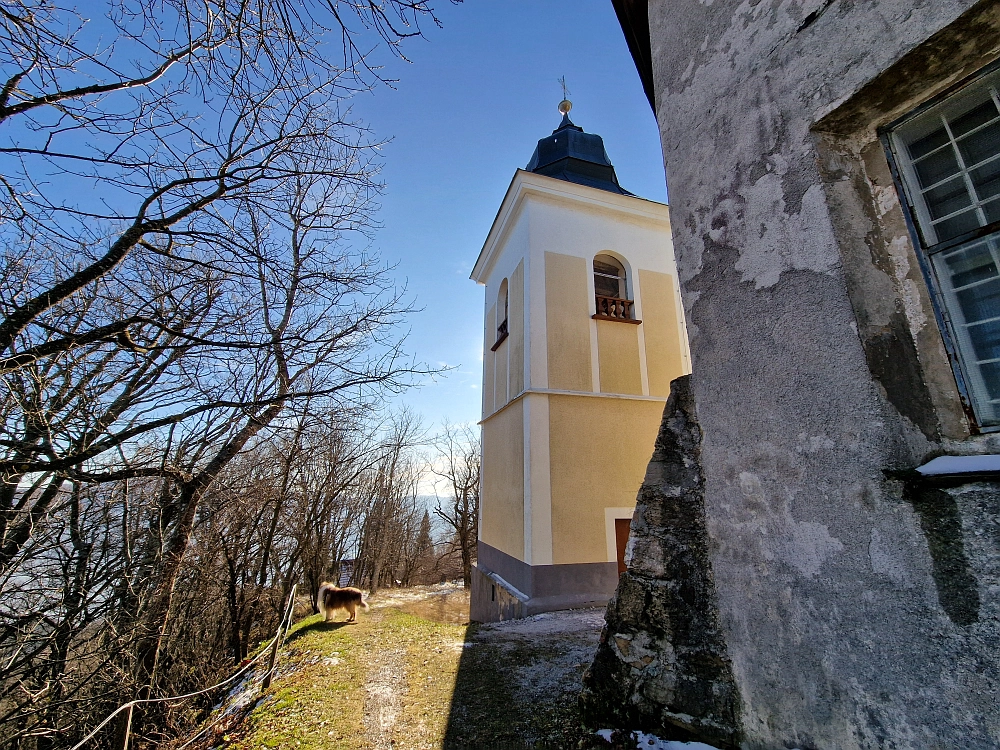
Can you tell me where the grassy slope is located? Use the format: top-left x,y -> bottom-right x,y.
216,601 -> 610,750
224,609 -> 457,749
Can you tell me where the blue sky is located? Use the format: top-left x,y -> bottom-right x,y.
352,0 -> 667,430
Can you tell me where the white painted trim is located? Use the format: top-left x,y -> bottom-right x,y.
636,324 -> 651,396
586,256 -> 601,393
605,507 -> 637,564
632,268 -> 650,396
471,170 -> 670,284
674,274 -> 694,373
590,318 -> 601,393
530,236 -> 548,390
522,396 -> 533,563
522,252 -> 532,392
471,176 -> 527,285
478,387 -> 668,424
523,386 -> 667,401
477,424 -> 485,539
503,305 -> 511,407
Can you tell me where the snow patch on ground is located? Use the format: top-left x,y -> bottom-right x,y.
365,581 -> 465,608
596,730 -> 803,750
470,607 -> 606,740
596,729 -> 720,749
475,607 -> 606,638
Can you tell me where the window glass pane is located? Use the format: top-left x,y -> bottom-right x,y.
934,209 -> 981,241
924,177 -> 972,219
908,126 -> 949,160
984,198 -> 1000,224
594,260 -> 621,276
894,72 -> 1000,427
594,256 -> 626,299
594,274 -> 620,298
914,146 -> 960,187
931,231 -> 1000,425
949,99 -> 1000,138
967,318 -> 1000,362
957,121 -> 1000,166
942,242 -> 998,287
971,159 -> 1000,201
956,276 -> 1000,323
978,361 -> 1000,401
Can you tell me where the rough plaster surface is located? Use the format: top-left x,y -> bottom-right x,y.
629,0 -> 1000,746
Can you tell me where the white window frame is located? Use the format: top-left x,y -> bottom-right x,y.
885,62 -> 1000,430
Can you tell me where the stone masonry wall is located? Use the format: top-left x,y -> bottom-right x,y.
581,375 -> 741,748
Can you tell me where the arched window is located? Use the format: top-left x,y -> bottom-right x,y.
593,254 -> 634,320
501,281 -> 509,329
594,255 -> 626,298
492,278 -> 509,350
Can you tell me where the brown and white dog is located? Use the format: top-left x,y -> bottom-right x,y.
317,582 -> 369,623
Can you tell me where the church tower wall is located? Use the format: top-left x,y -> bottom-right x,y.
471,158 -> 689,621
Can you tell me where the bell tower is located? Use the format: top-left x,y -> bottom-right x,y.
469,99 -> 689,622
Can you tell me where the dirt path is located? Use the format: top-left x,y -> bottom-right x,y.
363,641 -> 405,749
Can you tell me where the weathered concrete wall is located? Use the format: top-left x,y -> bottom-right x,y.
624,0 -> 1000,746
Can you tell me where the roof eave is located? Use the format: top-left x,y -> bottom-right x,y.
612,0 -> 655,112
470,169 -> 526,284
470,170 -> 670,285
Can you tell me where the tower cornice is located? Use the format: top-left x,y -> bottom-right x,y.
471,169 -> 669,285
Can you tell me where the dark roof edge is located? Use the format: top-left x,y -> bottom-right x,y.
611,0 -> 655,112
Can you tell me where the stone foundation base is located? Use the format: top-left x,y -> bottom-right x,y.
469,543 -> 620,622
469,564 -> 527,622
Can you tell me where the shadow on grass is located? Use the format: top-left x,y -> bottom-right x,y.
442,622 -> 615,750
442,623 -> 531,750
283,617 -> 356,646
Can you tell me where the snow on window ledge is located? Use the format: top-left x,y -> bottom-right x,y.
916,454 -> 1000,475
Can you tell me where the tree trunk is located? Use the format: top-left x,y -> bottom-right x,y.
134,483 -> 201,683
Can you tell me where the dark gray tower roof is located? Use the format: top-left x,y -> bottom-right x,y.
525,113 -> 632,195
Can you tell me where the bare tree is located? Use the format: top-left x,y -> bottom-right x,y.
430,422 -> 480,587
0,2 -> 461,746
407,509 -> 436,584
0,0 -> 453,560
353,410 -> 425,595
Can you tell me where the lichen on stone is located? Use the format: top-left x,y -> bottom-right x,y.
580,375 -> 741,749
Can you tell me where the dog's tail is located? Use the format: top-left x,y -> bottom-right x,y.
360,598 -> 369,610
317,582 -> 334,609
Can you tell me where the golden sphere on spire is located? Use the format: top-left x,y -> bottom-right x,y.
558,99 -> 572,115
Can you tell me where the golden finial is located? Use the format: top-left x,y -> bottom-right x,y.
557,76 -> 572,115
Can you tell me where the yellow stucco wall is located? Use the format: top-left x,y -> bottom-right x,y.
597,321 -> 643,395
548,394 -> 665,565
545,252 -> 592,392
639,270 -> 688,397
480,402 -> 525,560
483,303 -> 496,415
509,260 -> 525,398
